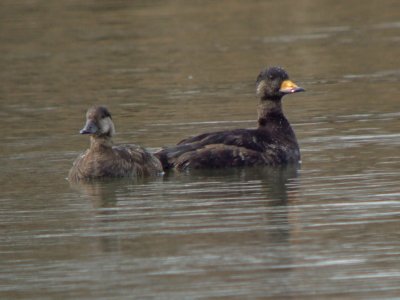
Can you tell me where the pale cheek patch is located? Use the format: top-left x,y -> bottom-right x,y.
99,117 -> 115,135
256,81 -> 266,96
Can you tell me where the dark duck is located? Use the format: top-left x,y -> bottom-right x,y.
68,106 -> 163,181
155,67 -> 305,171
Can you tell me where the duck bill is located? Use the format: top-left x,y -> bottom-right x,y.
79,120 -> 98,134
279,80 -> 305,94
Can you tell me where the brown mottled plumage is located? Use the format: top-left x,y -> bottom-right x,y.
155,67 -> 305,171
68,106 -> 163,181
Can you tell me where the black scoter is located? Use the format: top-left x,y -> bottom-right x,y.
68,106 -> 163,181
155,67 -> 305,171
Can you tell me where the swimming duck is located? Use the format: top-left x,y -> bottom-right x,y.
155,67 -> 305,171
68,106 -> 163,181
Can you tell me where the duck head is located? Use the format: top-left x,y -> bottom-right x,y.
256,67 -> 305,101
80,106 -> 116,137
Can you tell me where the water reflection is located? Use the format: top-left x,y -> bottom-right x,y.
69,177 -> 161,209
69,165 -> 299,251
66,166 -> 302,297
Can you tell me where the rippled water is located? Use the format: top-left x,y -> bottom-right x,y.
1,1 -> 400,299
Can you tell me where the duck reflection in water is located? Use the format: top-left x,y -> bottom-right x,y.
156,67 -> 305,171
69,165 -> 299,258
68,106 -> 163,181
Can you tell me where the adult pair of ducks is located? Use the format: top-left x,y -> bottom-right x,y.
68,67 -> 305,181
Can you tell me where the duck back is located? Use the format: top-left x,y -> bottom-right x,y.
156,121 -> 299,171
69,143 -> 162,181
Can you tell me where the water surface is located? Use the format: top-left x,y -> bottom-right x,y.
1,1 -> 400,299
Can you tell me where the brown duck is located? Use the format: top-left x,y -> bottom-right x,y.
155,67 -> 305,171
68,106 -> 163,181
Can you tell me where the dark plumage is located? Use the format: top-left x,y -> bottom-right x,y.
155,67 -> 305,171
68,106 -> 163,181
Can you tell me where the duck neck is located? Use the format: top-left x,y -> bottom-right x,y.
90,135 -> 113,151
257,98 -> 283,127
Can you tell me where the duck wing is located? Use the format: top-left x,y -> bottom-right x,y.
177,128 -> 267,151
156,128 -> 274,169
113,144 -> 163,176
173,144 -> 268,171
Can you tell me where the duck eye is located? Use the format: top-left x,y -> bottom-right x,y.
102,113 -> 111,119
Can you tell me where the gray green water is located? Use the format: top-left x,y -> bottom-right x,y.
1,1 -> 400,299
